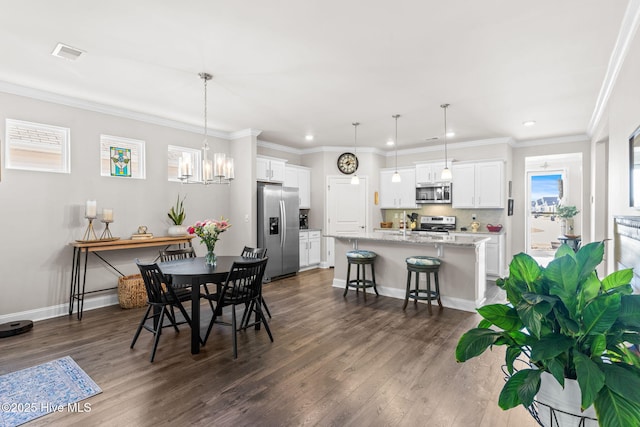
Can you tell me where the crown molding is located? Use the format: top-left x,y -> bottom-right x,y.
0,80 -> 235,140
229,128 -> 262,139
587,0 -> 640,137
511,134 -> 589,148
257,139 -> 304,154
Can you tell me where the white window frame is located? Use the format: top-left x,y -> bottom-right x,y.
168,145 -> 202,182
100,135 -> 146,179
4,118 -> 71,174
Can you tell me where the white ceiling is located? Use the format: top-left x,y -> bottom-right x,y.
0,1 -> 635,151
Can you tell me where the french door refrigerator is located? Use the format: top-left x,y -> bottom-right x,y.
257,183 -> 300,281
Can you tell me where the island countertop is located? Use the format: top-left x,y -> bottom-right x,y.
325,231 -> 489,247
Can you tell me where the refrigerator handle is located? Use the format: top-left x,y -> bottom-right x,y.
280,199 -> 285,248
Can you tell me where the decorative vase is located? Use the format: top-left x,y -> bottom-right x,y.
536,372 -> 597,427
168,225 -> 187,236
205,248 -> 217,267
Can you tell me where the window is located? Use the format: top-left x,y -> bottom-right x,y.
5,119 -> 71,173
100,135 -> 145,179
168,145 -> 202,182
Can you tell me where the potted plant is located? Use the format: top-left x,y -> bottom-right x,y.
556,204 -> 579,236
455,241 -> 640,427
167,195 -> 187,236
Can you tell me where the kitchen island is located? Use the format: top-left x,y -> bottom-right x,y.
327,232 -> 490,312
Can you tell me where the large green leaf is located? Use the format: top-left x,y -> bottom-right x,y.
576,241 -> 605,283
509,253 -> 541,291
574,352 -> 605,409
554,306 -> 580,336
545,255 -> 579,316
554,243 -> 576,260
499,369 -> 541,410
602,269 -> 633,292
546,358 -> 566,386
589,334 -> 607,357
505,347 -> 521,375
477,304 -> 523,331
619,295 -> 640,328
579,272 -> 602,310
601,363 -> 640,403
583,293 -> 621,336
530,335 -> 573,362
521,292 -> 555,315
516,300 -> 544,338
594,386 -> 640,427
455,328 -> 499,362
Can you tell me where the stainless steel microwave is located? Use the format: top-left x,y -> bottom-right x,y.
415,183 -> 452,204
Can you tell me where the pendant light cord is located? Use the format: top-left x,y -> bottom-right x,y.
393,114 -> 400,171
441,104 -> 449,166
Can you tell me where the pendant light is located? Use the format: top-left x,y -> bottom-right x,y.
179,72 -> 234,184
391,114 -> 401,183
440,104 -> 452,181
351,122 -> 360,185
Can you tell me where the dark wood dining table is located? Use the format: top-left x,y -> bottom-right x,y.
157,255 -> 243,354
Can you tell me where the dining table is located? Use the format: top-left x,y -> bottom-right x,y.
157,255 -> 243,354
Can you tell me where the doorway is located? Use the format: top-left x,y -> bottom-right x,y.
325,176 -> 368,267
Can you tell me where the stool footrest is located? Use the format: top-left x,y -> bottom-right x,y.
409,290 -> 439,301
347,279 -> 376,289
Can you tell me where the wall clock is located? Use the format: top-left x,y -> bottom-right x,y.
337,152 -> 358,175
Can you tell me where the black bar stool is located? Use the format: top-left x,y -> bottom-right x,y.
404,256 -> 442,313
344,250 -> 378,300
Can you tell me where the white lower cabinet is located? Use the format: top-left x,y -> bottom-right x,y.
451,232 -> 505,278
299,230 -> 321,268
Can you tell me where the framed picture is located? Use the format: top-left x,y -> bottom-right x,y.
100,135 -> 145,179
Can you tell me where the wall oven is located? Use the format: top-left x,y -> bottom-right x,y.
415,183 -> 452,204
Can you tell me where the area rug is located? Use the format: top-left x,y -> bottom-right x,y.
0,356 -> 102,427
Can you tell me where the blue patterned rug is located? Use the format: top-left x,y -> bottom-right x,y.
0,356 -> 102,427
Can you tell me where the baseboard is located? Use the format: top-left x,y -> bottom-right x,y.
0,293 -> 120,324
332,279 -> 479,312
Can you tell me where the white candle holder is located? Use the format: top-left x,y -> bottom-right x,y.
82,216 -> 99,241
99,219 -> 114,239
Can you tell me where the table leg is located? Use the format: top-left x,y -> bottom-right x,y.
68,247 -> 80,315
191,277 -> 201,354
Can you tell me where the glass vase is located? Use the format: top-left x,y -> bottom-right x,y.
205,250 -> 217,267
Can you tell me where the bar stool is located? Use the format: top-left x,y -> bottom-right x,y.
344,250 -> 378,300
404,256 -> 442,313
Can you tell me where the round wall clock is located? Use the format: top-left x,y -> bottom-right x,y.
337,152 -> 358,175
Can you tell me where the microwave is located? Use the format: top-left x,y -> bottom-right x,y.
415,183 -> 452,204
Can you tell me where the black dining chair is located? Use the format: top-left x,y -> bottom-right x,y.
240,246 -> 271,321
202,257 -> 273,359
159,247 -> 215,312
131,260 -> 196,362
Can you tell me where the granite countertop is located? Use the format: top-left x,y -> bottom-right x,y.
325,232 -> 489,247
300,228 -> 322,232
373,227 -> 505,235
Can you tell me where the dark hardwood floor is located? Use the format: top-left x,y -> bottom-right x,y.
0,268 -> 536,426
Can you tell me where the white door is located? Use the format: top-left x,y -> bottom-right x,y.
326,176 -> 368,266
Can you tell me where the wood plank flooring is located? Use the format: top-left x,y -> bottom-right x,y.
0,268 -> 537,427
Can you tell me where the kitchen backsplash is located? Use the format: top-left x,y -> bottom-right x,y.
383,206 -> 505,232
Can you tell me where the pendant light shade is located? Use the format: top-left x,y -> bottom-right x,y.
351,122 -> 360,185
440,104 -> 452,181
391,114 -> 401,183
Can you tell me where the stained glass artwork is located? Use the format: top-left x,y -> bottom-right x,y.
110,147 -> 131,177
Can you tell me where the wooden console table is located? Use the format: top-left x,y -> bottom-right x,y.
68,235 -> 195,319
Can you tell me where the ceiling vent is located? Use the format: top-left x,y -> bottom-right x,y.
51,43 -> 84,61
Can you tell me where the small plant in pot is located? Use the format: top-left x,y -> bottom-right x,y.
167,195 -> 187,236
556,204 -> 579,236
455,241 -> 640,427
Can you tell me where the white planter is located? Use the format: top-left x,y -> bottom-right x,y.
536,372 -> 597,427
168,225 -> 187,236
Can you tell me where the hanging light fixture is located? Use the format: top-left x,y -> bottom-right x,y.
440,104 -> 452,181
351,122 -> 360,185
391,114 -> 401,182
178,72 -> 234,185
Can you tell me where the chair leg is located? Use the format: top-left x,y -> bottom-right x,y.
131,305 -> 152,348
403,271 -> 411,310
167,306 -> 180,332
203,305 -> 220,345
371,263 -> 379,296
434,271 -> 443,308
202,284 -> 216,312
150,307 -> 166,363
261,296 -> 272,319
256,302 -> 274,342
231,305 -> 238,359
356,264 -> 360,295
426,272 -> 433,315
344,261 -> 351,297
414,271 -> 420,306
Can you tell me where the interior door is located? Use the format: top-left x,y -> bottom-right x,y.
326,176 -> 368,266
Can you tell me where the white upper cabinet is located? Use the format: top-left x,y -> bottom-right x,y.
284,164 -> 311,209
379,167 -> 417,209
256,156 -> 286,183
415,161 -> 452,184
451,161 -> 504,208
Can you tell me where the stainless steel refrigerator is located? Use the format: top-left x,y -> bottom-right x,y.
257,183 -> 300,281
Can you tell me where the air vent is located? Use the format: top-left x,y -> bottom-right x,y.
51,43 -> 84,60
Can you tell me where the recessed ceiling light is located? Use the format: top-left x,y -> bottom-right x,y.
386,140 -> 395,146
446,131 -> 455,138
305,134 -> 314,141
51,43 -> 84,61
523,120 -> 537,127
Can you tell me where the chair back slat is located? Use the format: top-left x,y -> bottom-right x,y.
159,247 -> 196,262
136,260 -> 175,304
221,258 -> 269,303
240,246 -> 267,259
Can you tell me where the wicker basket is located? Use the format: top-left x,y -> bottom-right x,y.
117,274 -> 147,309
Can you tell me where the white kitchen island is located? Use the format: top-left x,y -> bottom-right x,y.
327,232 -> 490,312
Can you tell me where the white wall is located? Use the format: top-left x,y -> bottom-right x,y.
0,91 -> 250,319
